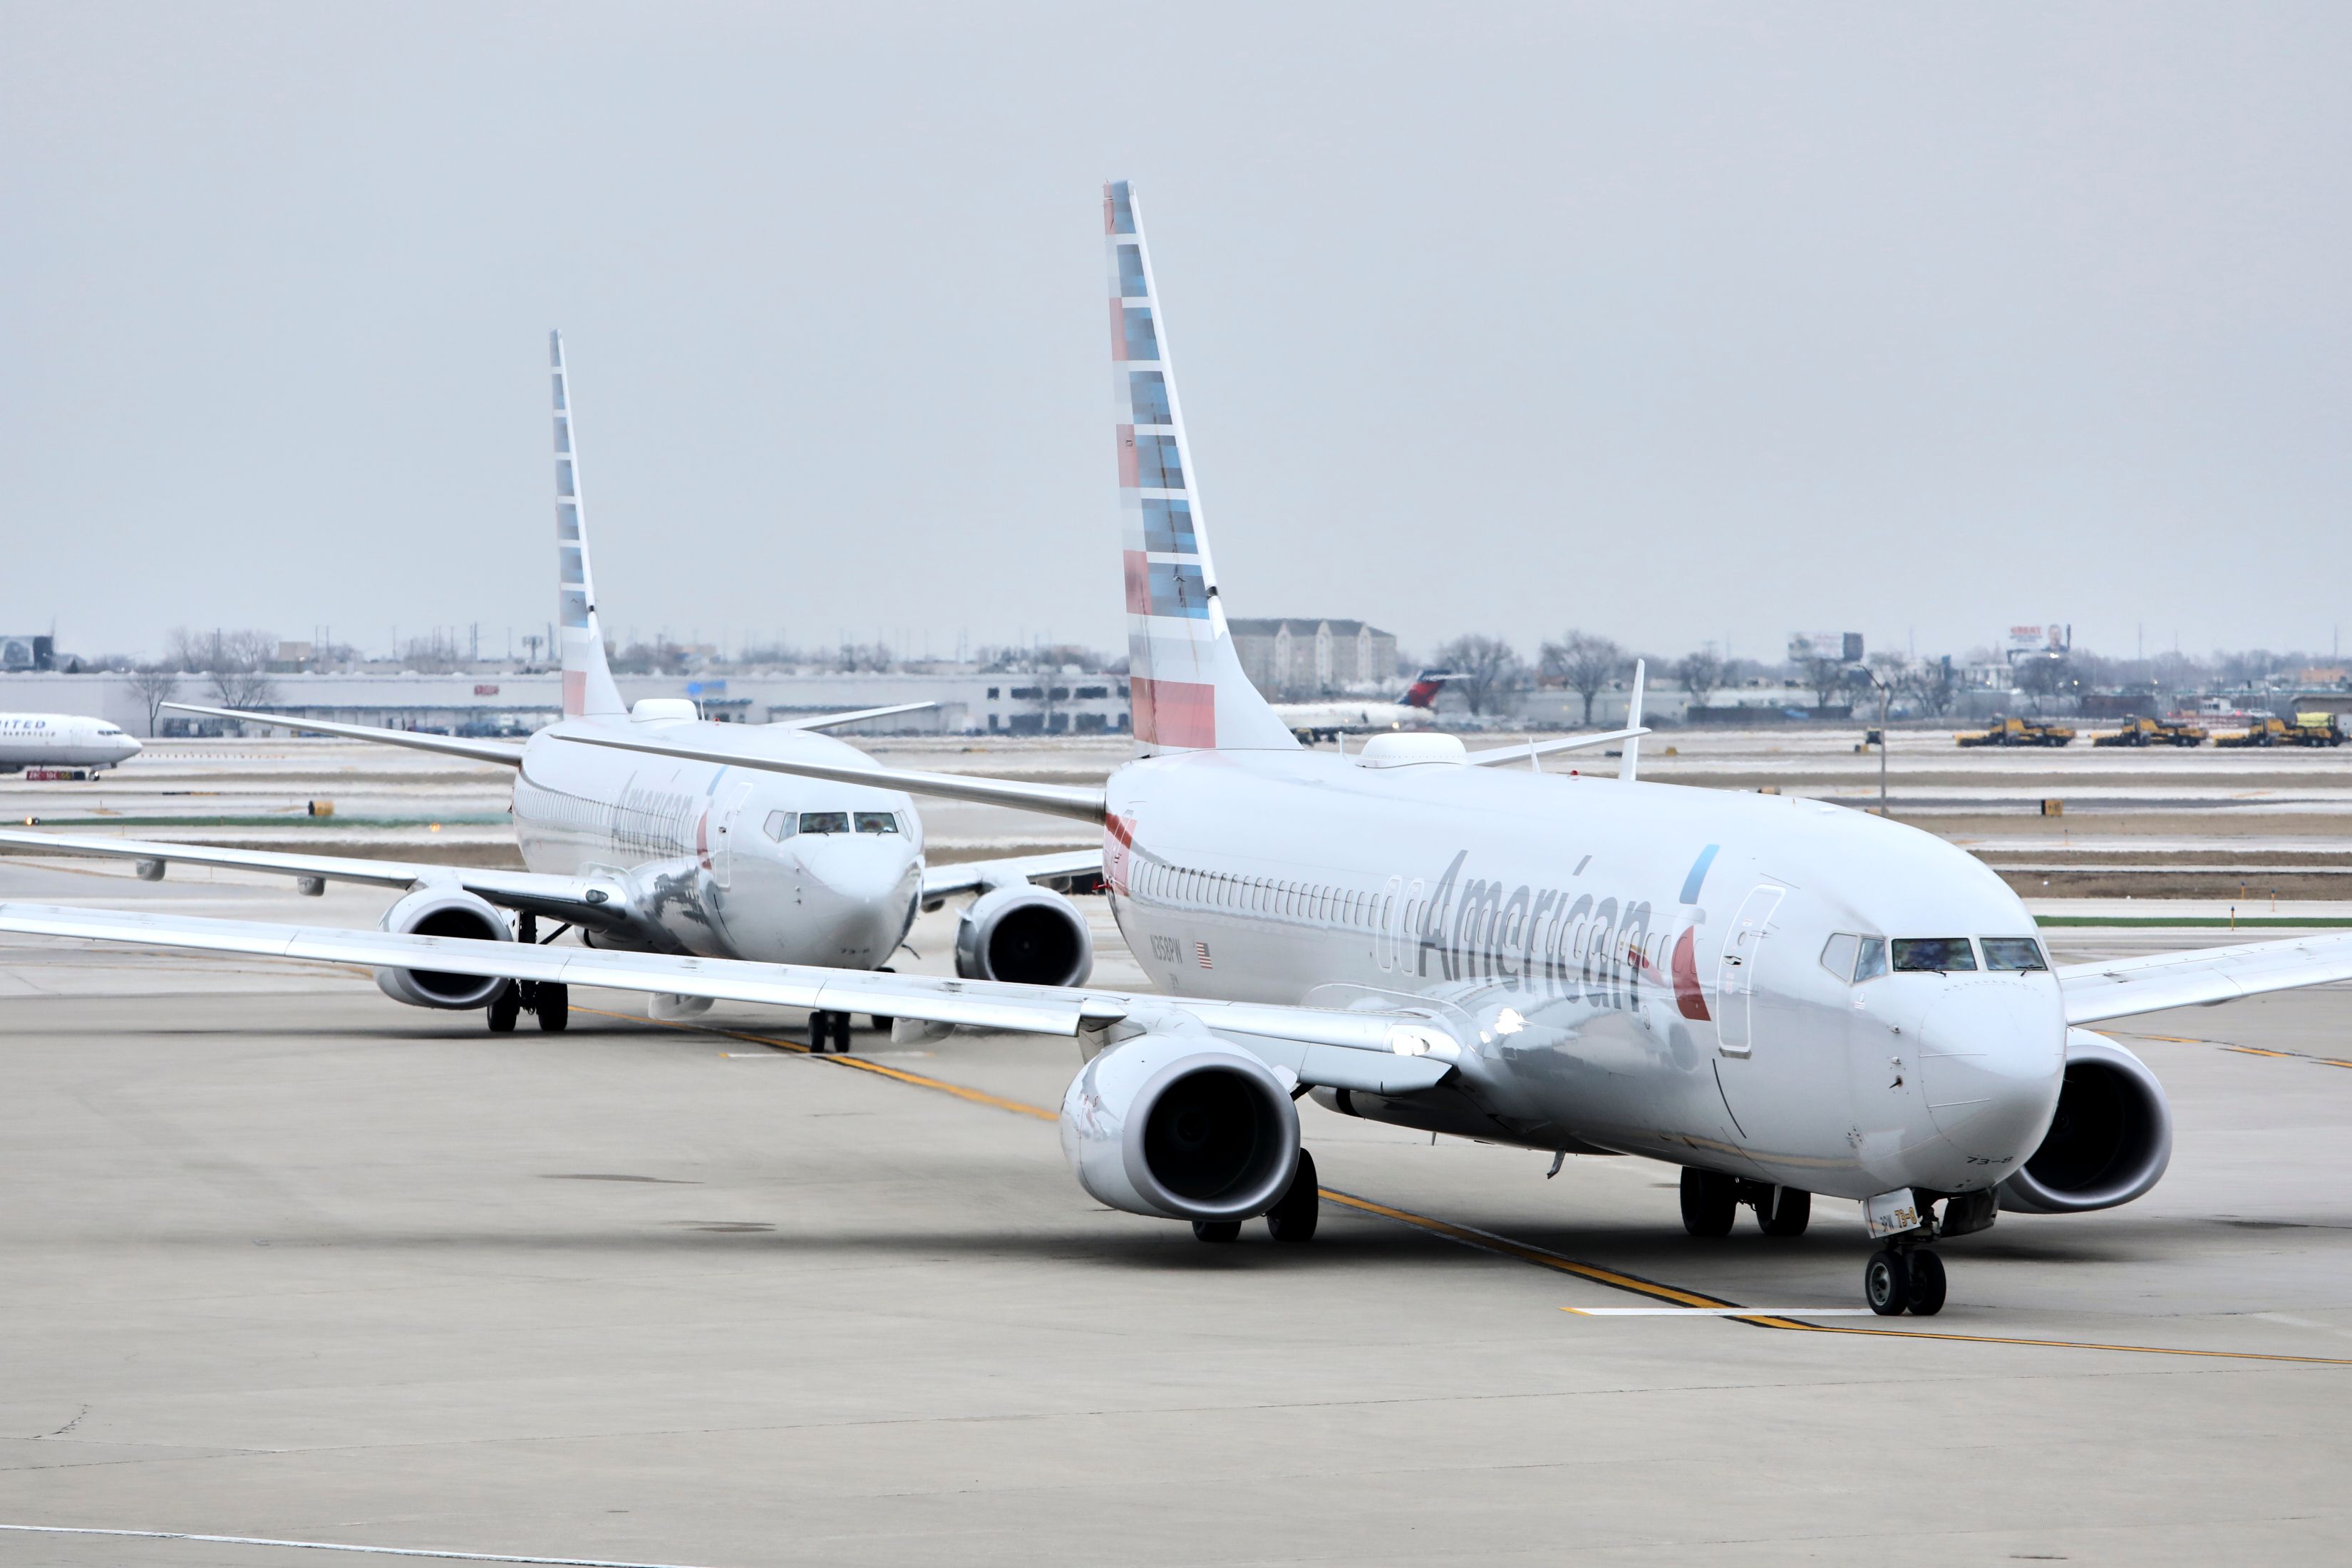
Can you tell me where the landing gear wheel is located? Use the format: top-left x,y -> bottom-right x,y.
1864,1247 -> 1911,1316
1679,1167 -> 1738,1237
487,984 -> 520,1033
808,1011 -> 830,1052
1905,1249 -> 1948,1316
1755,1185 -> 1811,1237
1192,1220 -> 1241,1244
829,1011 -> 853,1053
1264,1149 -> 1320,1243
871,1016 -> 893,1033
535,982 -> 569,1033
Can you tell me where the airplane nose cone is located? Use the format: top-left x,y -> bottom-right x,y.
800,839 -> 920,905
1917,979 -> 2065,1164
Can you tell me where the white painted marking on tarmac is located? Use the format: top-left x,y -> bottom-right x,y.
0,1525 -> 719,1567
1567,1306 -> 1879,1316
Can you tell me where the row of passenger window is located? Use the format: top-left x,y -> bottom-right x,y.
1133,856 -> 1384,929
763,810 -> 906,840
1820,933 -> 2047,981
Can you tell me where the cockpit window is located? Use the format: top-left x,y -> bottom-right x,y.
1854,937 -> 1887,981
1892,937 -> 1976,973
1981,937 -> 2048,972
854,811 -> 899,835
798,811 -> 850,835
1820,934 -> 1860,981
763,810 -> 795,841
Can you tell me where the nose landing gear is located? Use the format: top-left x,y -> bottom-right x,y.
1864,1243 -> 1947,1316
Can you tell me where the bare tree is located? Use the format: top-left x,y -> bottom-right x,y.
210,667 -> 279,708
1432,634 -> 1522,717
1539,631 -> 1624,725
1900,656 -> 1960,718
127,666 -> 181,735
164,626 -> 279,711
1800,657 -> 1847,712
1671,649 -> 1724,713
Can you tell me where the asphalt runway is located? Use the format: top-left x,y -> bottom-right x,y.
4,871 -> 2351,1564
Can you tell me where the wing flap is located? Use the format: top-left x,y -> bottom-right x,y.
2058,931 -> 2352,1024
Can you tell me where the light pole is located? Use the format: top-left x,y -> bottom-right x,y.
1850,666 -> 1892,818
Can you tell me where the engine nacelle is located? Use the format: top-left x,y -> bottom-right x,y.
955,884 -> 1093,987
1059,1033 -> 1298,1222
1997,1028 -> 2173,1214
373,887 -> 514,1010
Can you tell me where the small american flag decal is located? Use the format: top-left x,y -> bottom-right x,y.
1195,942 -> 1212,969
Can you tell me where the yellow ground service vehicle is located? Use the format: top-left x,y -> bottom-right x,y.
2216,717 -> 2293,748
1956,717 -> 2076,748
2092,716 -> 2206,747
2289,712 -> 2348,747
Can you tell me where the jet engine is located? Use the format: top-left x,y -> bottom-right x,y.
955,884 -> 1094,987
1059,1033 -> 1298,1222
1997,1029 -> 2173,1214
373,887 -> 515,1010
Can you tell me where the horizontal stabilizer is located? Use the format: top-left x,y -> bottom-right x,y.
1464,727 -> 1651,768
775,701 -> 937,732
162,702 -> 525,766
557,731 -> 1108,823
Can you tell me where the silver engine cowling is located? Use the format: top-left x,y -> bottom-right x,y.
373,887 -> 514,1009
955,885 -> 1093,987
1997,1028 -> 2174,1214
1059,1033 -> 1299,1222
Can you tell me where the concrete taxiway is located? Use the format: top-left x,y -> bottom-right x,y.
3,863 -> 2351,1565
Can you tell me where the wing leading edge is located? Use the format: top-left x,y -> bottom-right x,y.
2058,931 -> 2352,1025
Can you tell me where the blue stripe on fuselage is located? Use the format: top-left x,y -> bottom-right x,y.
1679,843 -> 1719,904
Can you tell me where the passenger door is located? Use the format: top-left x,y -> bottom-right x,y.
710,780 -> 757,889
1713,884 -> 1785,1057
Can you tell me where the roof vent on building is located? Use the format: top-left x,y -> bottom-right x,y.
1355,732 -> 1468,768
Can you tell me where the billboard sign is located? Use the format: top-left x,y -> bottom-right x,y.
1788,631 -> 1864,664
0,635 -> 53,672
2005,624 -> 2070,658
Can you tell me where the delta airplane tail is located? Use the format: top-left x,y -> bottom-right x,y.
551,330 -> 626,720
1106,181 -> 1296,756
1401,670 -> 1452,711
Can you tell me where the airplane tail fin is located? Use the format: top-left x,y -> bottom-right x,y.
1401,670 -> 1453,711
1106,181 -> 1296,755
550,331 -> 626,719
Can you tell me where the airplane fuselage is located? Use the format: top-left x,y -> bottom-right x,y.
0,714 -> 141,770
512,716 -> 924,967
1101,749 -> 2065,1205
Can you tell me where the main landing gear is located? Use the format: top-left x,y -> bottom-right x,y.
807,1010 -> 854,1053
1191,1149 -> 1320,1245
1678,1167 -> 1812,1237
1864,1244 -> 1946,1317
486,981 -> 569,1033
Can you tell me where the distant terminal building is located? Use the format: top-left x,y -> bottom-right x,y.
1227,619 -> 1398,700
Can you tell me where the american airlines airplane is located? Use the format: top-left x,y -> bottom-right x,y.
0,332 -> 1098,1048
1271,670 -> 1450,744
4,190 -> 2347,1314
0,713 -> 140,772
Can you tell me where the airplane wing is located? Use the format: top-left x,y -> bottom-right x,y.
0,829 -> 632,932
162,702 -> 527,766
0,902 -> 1458,1096
920,848 -> 1103,902
556,731 -> 1107,822
773,701 -> 937,731
2058,932 -> 2352,1025
1464,726 -> 1651,767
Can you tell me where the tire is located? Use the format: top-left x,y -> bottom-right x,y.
1265,1148 -> 1320,1243
1192,1219 -> 1242,1244
535,983 -> 569,1033
830,1012 -> 853,1053
1864,1248 -> 1910,1316
1755,1185 -> 1811,1237
1906,1249 -> 1948,1316
487,984 -> 520,1033
808,1012 -> 830,1053
870,1016 -> 893,1033
1679,1167 -> 1737,1237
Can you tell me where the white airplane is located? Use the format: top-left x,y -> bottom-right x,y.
1272,670 -> 1450,744
0,331 -> 1098,1049
0,713 -> 140,772
6,189 -> 2349,1315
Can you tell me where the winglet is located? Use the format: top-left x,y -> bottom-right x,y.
1106,181 -> 1296,755
552,331 -> 626,719
1618,660 -> 1646,783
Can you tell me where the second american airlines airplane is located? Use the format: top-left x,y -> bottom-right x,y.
0,333 -> 1098,1048
6,188 -> 2349,1314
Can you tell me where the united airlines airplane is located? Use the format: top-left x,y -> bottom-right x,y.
0,713 -> 140,771
0,333 -> 1097,1047
4,192 -> 2346,1314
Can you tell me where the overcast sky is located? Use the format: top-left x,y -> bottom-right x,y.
4,4 -> 2347,668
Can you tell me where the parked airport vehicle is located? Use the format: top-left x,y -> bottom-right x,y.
0,713 -> 140,773
2217,713 -> 2348,748
2091,716 -> 2206,747
1272,671 -> 1450,744
0,333 -> 1095,1047
1957,717 -> 2075,747
6,187 -> 2348,1314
